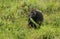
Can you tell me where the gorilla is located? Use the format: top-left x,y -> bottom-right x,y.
28,9 -> 44,28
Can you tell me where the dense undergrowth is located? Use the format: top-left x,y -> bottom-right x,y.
0,0 -> 60,39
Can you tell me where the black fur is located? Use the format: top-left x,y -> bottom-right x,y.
28,10 -> 44,28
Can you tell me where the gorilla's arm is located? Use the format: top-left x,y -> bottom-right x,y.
30,17 -> 39,27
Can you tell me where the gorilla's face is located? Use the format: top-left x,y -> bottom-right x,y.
29,11 -> 36,18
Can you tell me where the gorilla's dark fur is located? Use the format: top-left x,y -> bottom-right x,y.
28,9 -> 44,28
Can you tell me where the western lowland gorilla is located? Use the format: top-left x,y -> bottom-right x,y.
28,9 -> 44,28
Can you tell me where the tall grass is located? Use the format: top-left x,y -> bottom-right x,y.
0,0 -> 60,39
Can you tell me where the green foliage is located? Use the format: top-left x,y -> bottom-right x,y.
0,0 -> 60,39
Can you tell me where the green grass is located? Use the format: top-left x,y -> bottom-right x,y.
0,0 -> 60,39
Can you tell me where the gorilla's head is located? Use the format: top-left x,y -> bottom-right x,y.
29,10 -> 36,18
